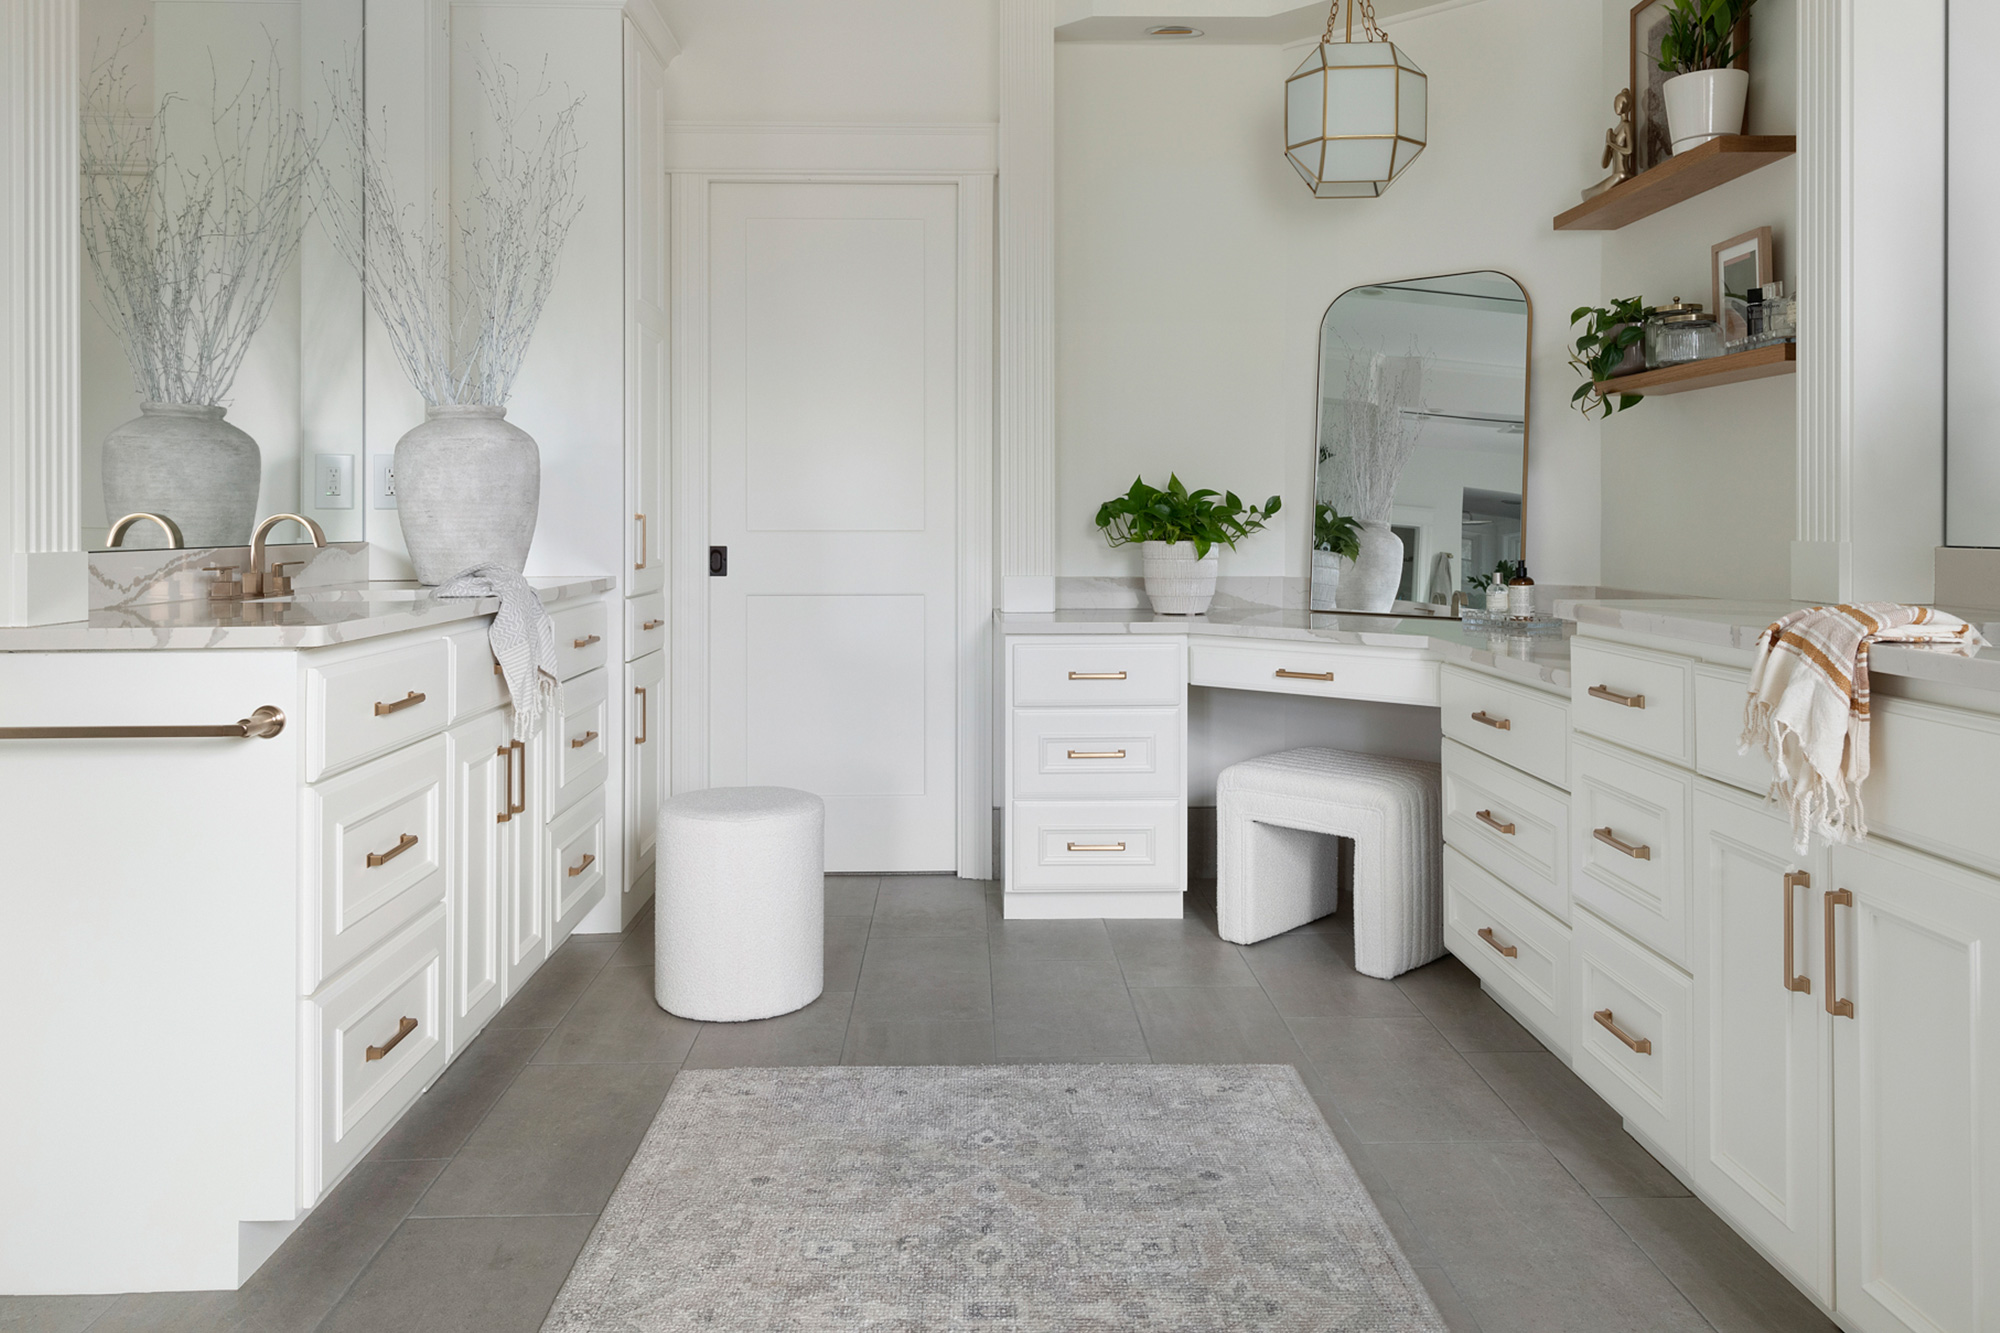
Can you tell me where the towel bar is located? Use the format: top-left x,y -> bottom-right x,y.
0,706 -> 286,741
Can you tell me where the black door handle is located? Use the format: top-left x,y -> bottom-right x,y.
709,545 -> 727,576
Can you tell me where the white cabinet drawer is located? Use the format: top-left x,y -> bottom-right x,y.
306,906 -> 447,1199
548,785 -> 607,950
1188,638 -> 1437,706
1444,846 -> 1572,1059
305,636 -> 452,781
1571,736 -> 1693,970
1011,639 -> 1183,708
1010,799 -> 1185,891
304,736 -> 448,991
1012,708 -> 1183,800
1692,664 -> 1773,796
1442,739 -> 1569,921
1439,665 -> 1569,789
626,592 -> 666,662
1863,697 -> 2000,879
1571,638 -> 1693,766
546,668 -> 608,817
551,600 -> 609,681
446,624 -> 509,724
1574,906 -> 1692,1171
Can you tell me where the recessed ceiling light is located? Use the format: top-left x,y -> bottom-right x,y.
1146,25 -> 1203,37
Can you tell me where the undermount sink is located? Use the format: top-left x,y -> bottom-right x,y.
248,584 -> 434,604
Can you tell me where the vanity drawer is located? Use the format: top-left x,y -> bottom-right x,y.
446,624 -> 509,723
1444,846 -> 1572,1060
303,736 -> 448,990
1573,905 -> 1692,1171
548,786 -> 607,950
306,905 -> 446,1199
1011,640 -> 1183,708
626,592 -> 666,662
1439,665 -> 1569,789
551,600 -> 610,681
546,668 -> 609,817
306,636 -> 453,781
1570,736 -> 1693,970
1188,638 -> 1437,706
1692,664 -> 1773,796
1861,697 -> 2000,878
1571,639 -> 1693,767
1012,708 -> 1183,800
1009,799 -> 1185,891
1442,739 -> 1569,921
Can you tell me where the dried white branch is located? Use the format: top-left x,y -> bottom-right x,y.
1329,344 -> 1431,524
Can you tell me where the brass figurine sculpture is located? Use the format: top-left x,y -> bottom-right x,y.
1581,89 -> 1637,200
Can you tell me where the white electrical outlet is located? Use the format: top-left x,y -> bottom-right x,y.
372,455 -> 398,509
316,454 -> 355,510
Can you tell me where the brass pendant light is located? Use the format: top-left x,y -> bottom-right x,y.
1285,0 -> 1428,198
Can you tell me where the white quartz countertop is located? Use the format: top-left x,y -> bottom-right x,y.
0,576 -> 615,651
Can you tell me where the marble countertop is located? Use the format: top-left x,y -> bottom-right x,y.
0,576 -> 616,651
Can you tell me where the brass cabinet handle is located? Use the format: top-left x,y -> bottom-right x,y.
634,513 -> 647,570
1475,809 -> 1517,836
1067,749 -> 1126,760
1783,871 -> 1813,994
366,833 -> 419,868
570,730 -> 599,749
1594,1008 -> 1653,1054
641,619 -> 664,631
1588,684 -> 1646,709
373,691 -> 426,716
365,1016 -> 418,1062
496,745 -> 513,823
509,740 -> 526,816
1471,710 -> 1511,730
1477,926 -> 1518,958
1275,668 -> 1337,681
1825,888 -> 1855,1018
1594,826 -> 1651,860
1066,842 -> 1126,852
568,852 -> 596,878
635,686 -> 648,744
1068,670 -> 1126,680
573,634 -> 602,650
493,659 -> 504,676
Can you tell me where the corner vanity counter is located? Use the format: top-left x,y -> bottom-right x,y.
0,577 -> 623,1294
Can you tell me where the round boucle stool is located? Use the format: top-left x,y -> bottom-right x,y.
656,786 -> 825,1021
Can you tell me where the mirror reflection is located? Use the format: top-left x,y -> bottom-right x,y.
80,0 -> 363,551
1310,271 -> 1528,616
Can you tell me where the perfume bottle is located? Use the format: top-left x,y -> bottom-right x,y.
1508,563 -> 1536,619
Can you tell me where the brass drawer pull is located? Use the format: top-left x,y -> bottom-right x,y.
635,686 -> 648,744
1471,710 -> 1511,730
501,740 -> 526,819
1068,671 -> 1126,680
634,512 -> 648,570
641,618 -> 664,631
1783,871 -> 1813,994
1594,1008 -> 1652,1054
366,833 -> 419,868
1824,888 -> 1855,1018
570,730 -> 599,749
1275,668 -> 1337,681
573,634 -> 602,650
568,852 -> 596,878
493,659 -> 504,676
1475,809 -> 1516,836
1588,684 -> 1646,709
1594,827 -> 1651,860
374,691 -> 426,716
1067,749 -> 1126,760
365,1016 -> 418,1062
1477,926 -> 1518,958
1067,841 -> 1126,853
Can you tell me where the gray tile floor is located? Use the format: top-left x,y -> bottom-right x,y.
3,876 -> 1838,1333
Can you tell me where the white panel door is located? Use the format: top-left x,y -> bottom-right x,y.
1829,837 -> 2000,1333
446,712 -> 513,1052
1689,785 -> 1832,1302
707,182 -> 959,871
626,649 -> 665,882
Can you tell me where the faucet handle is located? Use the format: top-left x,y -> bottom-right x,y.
269,561 -> 309,597
204,565 -> 245,601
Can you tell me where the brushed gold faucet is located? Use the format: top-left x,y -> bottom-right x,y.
105,513 -> 185,549
246,513 -> 328,597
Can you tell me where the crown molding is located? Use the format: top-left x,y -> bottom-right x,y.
661,122 -> 997,175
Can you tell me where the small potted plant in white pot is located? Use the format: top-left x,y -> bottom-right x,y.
1095,474 -> 1281,616
1311,502 -> 1361,611
1658,0 -> 1756,155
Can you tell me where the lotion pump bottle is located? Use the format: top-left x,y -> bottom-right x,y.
1507,563 -> 1536,619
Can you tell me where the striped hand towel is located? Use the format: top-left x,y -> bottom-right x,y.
434,564 -> 563,741
1741,603 -> 1989,852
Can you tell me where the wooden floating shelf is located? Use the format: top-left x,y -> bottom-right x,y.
1555,135 -> 1798,232
1593,342 -> 1796,397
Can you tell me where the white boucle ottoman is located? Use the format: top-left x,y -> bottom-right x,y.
656,786 -> 825,1021
1216,747 -> 1442,979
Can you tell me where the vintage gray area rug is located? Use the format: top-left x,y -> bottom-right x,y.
542,1064 -> 1446,1332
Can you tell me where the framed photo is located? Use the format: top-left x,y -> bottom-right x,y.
1712,227 -> 1774,345
1630,0 -> 1676,173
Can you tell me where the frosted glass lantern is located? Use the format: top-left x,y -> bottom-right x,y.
1285,16 -> 1427,199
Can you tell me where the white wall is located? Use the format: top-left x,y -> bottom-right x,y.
1055,0 -> 1609,590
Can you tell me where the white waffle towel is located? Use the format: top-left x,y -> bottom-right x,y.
434,563 -> 562,741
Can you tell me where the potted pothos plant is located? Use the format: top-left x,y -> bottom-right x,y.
1569,297 -> 1647,419
1310,502 -> 1361,611
1095,474 -> 1281,615
1657,0 -> 1756,154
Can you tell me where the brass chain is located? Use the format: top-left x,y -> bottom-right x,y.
1321,0 -> 1387,44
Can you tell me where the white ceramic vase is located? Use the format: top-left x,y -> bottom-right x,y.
394,405 -> 542,585
1140,540 -> 1220,615
1309,549 -> 1342,612
100,403 -> 260,548
1663,68 -> 1749,154
1334,521 -> 1403,612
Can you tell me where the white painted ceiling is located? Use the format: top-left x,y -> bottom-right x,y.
1054,0 -> 1473,44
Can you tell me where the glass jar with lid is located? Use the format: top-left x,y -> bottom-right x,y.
1643,299 -> 1722,368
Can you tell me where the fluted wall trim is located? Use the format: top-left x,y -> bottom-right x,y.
997,0 -> 1056,613
1792,0 -> 1848,598
2,0 -> 86,626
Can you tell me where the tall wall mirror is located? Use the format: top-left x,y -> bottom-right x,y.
1310,271 -> 1529,617
79,0 -> 364,552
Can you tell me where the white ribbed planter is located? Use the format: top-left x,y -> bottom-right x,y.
1310,549 -> 1342,611
1663,68 -> 1749,153
1141,540 -> 1220,615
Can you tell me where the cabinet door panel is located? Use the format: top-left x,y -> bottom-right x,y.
447,712 -> 512,1051
506,735 -> 547,990
626,652 -> 665,887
